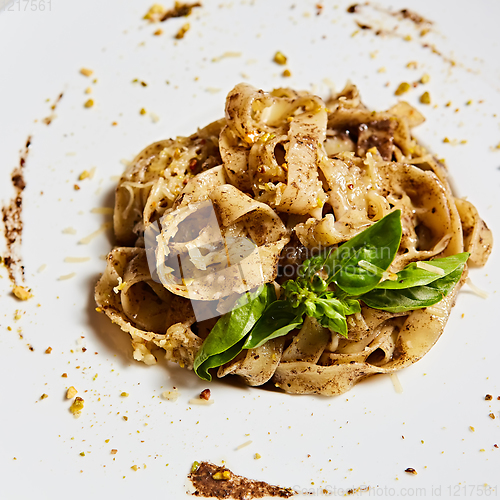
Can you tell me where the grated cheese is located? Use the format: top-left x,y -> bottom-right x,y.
64,257 -> 91,263
425,305 -> 447,318
466,278 -> 489,299
188,398 -> 214,406
416,261 -> 445,275
58,273 -> 76,281
78,222 -> 112,244
236,440 -> 253,450
161,389 -> 180,401
389,373 -> 403,393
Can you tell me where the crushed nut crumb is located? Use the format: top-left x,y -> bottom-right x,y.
420,91 -> 431,104
13,286 -> 32,301
70,397 -> 84,416
213,470 -> 231,480
273,51 -> 287,65
66,386 -> 78,399
175,23 -> 190,39
395,82 -> 410,95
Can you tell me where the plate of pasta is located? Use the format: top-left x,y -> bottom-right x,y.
1,1 -> 499,499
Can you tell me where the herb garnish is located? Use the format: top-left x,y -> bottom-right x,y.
193,210 -> 469,381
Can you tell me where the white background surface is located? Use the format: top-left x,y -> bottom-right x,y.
0,1 -> 499,498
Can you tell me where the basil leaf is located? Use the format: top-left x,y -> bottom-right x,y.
360,266 -> 463,313
375,252 -> 470,290
323,210 -> 402,295
311,296 -> 360,337
244,300 -> 303,350
193,284 -> 276,381
194,336 -> 249,382
342,297 -> 362,316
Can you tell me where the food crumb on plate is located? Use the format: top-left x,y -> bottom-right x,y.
69,397 -> 84,417
66,386 -> 78,399
12,285 -> 32,301
273,51 -> 287,65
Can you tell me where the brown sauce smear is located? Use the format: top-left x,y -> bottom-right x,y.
2,136 -> 31,285
42,92 -> 64,125
161,2 -> 201,22
189,462 -> 295,499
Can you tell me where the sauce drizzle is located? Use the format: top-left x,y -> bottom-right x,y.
189,461 -> 295,499
1,136 -> 31,286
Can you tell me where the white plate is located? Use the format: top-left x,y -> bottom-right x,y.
1,1 -> 499,498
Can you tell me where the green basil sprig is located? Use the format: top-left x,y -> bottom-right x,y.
193,284 -> 276,381
192,210 -> 469,381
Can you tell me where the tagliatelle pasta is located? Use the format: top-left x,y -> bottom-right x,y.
95,82 -> 492,395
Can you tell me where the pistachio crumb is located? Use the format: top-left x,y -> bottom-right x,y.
121,392 -> 129,397
420,73 -> 430,84
80,68 -> 93,77
254,453 -> 262,459
40,394 -> 48,400
273,51 -> 287,65
395,82 -> 410,96
405,468 -> 417,475
420,91 -> 431,104
70,397 -> 84,416
84,99 -> 94,108
213,470 -> 231,480
282,69 -> 291,77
